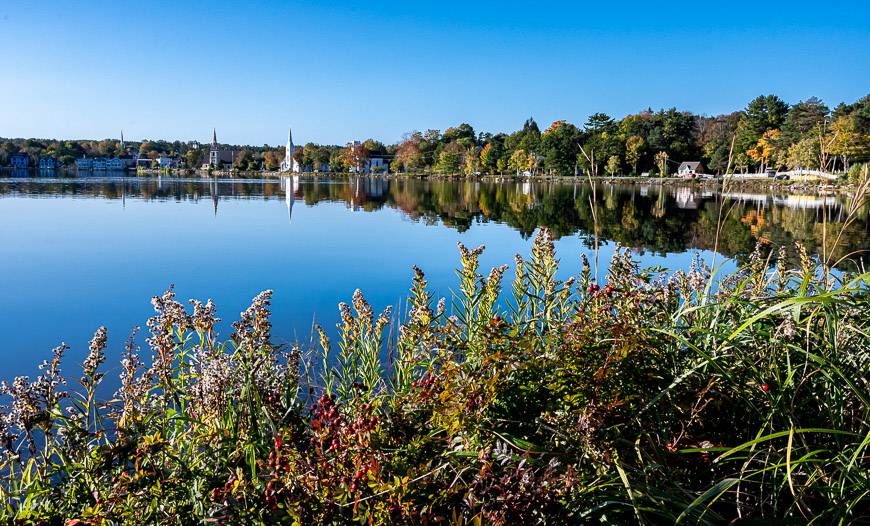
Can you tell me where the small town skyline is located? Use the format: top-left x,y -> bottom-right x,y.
3,87 -> 869,178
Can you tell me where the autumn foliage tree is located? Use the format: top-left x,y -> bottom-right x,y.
746,129 -> 782,171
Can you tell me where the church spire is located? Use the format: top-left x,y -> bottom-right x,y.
280,127 -> 295,173
212,128 -> 217,146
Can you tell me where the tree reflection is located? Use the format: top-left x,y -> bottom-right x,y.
1,176 -> 866,270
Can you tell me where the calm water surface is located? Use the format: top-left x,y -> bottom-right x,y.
1,175 -> 866,383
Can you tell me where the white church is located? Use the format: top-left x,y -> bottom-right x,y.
280,129 -> 302,173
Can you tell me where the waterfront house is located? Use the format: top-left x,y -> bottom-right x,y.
118,155 -> 136,169
368,156 -> 389,173
92,158 -> 107,170
677,161 -> 702,178
107,157 -> 126,170
158,155 -> 178,168
75,157 -> 93,170
38,157 -> 59,169
10,153 -> 30,169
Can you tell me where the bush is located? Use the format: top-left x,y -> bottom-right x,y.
848,162 -> 868,184
0,231 -> 868,524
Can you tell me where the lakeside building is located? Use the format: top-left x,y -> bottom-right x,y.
677,161 -> 702,178
280,128 -> 301,173
368,156 -> 389,173
75,156 -> 93,170
346,140 -> 391,174
74,134 -> 136,171
9,153 -> 30,169
39,157 -> 59,169
207,129 -> 236,168
158,155 -> 180,168
76,155 -> 129,171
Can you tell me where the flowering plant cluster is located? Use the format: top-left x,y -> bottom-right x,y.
0,229 -> 867,525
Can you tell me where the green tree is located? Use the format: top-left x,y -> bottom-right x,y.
434,145 -> 462,175
781,97 -> 829,145
539,120 -> 581,176
744,94 -> 789,135
625,135 -> 644,175
606,155 -> 621,176
829,115 -> 870,170
508,149 -> 531,175
786,136 -> 820,170
442,123 -> 476,148
185,150 -> 201,168
463,146 -> 480,176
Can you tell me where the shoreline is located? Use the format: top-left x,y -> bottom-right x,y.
0,166 -> 856,195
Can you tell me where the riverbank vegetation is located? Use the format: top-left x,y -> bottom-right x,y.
0,224 -> 867,523
3,92 -> 869,178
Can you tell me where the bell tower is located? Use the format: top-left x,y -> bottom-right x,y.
280,128 -> 295,172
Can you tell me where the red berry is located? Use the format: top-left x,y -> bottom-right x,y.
588,284 -> 600,294
604,285 -> 614,296
493,315 -> 500,323
761,383 -> 769,392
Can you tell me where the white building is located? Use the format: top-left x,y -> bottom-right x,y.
677,161 -> 702,178
280,128 -> 301,173
368,157 -> 388,173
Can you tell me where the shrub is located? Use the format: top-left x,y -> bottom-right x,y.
0,231 -> 867,524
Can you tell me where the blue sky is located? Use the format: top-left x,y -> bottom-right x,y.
1,0 -> 868,146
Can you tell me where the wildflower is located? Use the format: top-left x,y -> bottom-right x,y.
351,289 -> 373,328
82,326 -> 107,388
116,327 -> 150,427
375,305 -> 392,334
147,287 -> 192,386
190,348 -> 235,418
190,298 -> 220,336
761,383 -> 770,392
233,290 -> 274,352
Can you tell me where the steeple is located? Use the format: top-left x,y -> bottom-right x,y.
212,128 -> 218,146
120,130 -> 124,151
280,127 -> 296,173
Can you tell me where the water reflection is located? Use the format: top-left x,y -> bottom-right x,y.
1,175 -> 866,269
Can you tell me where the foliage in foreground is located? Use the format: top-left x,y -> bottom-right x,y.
0,230 -> 868,525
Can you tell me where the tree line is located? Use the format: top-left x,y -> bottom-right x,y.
2,92 -> 869,177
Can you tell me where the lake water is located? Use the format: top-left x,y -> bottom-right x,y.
1,175 -> 866,383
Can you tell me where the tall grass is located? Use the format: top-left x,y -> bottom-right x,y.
0,231 -> 867,524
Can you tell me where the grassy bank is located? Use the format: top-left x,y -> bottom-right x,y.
0,231 -> 868,524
